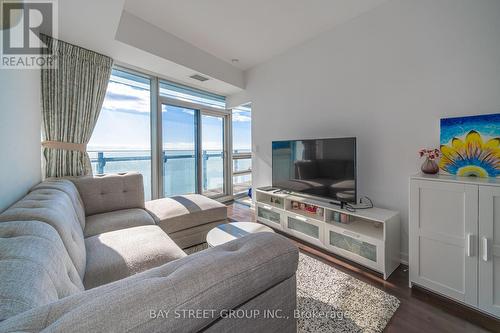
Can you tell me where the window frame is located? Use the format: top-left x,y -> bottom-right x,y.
89,66 -> 154,199
96,65 -> 239,201
158,96 -> 232,200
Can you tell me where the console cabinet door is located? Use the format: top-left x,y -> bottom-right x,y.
256,204 -> 283,230
479,186 -> 500,317
285,214 -> 324,247
410,180 -> 478,305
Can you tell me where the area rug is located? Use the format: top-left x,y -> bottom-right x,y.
184,244 -> 400,333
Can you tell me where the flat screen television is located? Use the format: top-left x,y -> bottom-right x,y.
272,137 -> 356,203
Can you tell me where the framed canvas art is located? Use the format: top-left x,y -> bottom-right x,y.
440,113 -> 500,178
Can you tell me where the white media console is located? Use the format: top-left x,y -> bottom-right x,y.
255,187 -> 401,279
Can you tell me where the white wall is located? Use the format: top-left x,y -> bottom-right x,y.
245,0 -> 500,260
0,70 -> 41,212
226,90 -> 252,109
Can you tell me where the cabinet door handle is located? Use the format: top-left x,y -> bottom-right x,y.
263,205 -> 272,210
294,215 -> 307,222
482,237 -> 489,262
466,234 -> 474,257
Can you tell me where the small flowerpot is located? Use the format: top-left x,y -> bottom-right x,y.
421,157 -> 439,174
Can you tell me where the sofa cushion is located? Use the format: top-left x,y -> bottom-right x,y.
84,208 -> 156,238
31,178 -> 86,229
0,221 -> 84,321
0,189 -> 86,279
0,233 -> 298,332
70,173 -> 145,216
83,225 -> 186,289
145,195 -> 227,234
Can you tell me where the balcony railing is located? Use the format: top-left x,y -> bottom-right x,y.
232,151 -> 252,197
89,150 -> 251,196
93,151 -> 219,172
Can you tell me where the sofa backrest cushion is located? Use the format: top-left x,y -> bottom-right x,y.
0,221 -> 84,321
70,172 -> 145,216
31,179 -> 86,229
0,189 -> 86,279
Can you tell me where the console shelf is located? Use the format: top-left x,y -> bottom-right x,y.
255,187 -> 400,279
288,208 -> 324,220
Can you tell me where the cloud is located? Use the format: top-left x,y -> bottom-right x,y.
232,110 -> 251,122
102,82 -> 150,114
182,109 -> 195,116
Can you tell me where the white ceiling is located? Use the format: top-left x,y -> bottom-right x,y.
124,0 -> 389,70
55,0 -> 390,96
55,0 -> 244,96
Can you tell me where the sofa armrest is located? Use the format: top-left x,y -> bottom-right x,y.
69,172 -> 145,216
0,233 -> 299,333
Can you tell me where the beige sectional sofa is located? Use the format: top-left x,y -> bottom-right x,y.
0,173 -> 298,332
69,173 -> 228,247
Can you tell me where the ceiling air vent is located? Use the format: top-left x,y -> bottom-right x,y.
190,74 -> 209,82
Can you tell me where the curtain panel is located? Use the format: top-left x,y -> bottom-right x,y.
41,35 -> 113,178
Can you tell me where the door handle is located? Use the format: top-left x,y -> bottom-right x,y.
466,234 -> 474,257
294,215 -> 307,222
482,237 -> 489,262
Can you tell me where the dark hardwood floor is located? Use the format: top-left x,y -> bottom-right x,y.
227,202 -> 500,333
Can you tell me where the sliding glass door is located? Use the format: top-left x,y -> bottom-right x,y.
160,99 -> 230,199
201,113 -> 225,197
162,104 -> 198,197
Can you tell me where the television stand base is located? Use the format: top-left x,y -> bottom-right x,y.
255,187 -> 401,280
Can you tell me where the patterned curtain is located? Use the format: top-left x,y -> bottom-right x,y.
41,35 -> 113,177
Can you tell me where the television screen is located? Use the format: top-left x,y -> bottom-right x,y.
272,137 -> 356,203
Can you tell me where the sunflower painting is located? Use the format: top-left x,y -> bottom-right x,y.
440,114 -> 500,178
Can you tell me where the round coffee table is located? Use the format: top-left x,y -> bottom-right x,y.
206,222 -> 274,247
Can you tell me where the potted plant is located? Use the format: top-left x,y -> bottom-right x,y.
419,148 -> 440,174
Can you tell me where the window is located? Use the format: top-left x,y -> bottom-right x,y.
88,69 -> 152,200
89,66 -> 246,202
232,104 -> 252,196
159,80 -> 229,199
162,104 -> 198,196
201,113 -> 225,197
159,81 -> 225,109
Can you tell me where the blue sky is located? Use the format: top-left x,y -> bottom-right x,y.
88,81 -> 251,152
